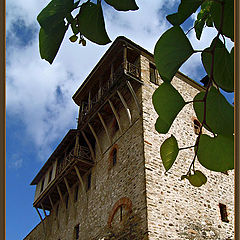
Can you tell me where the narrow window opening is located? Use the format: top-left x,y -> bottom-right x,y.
112,148 -> 117,166
74,185 -> 79,202
87,172 -> 91,190
219,203 -> 229,223
120,205 -> 123,222
149,63 -> 158,85
48,169 -> 52,184
40,179 -> 45,192
74,224 -> 80,240
65,194 -> 69,209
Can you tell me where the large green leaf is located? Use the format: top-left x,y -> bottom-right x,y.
211,0 -> 234,41
167,0 -> 203,26
160,135 -> 179,172
153,83 -> 186,133
104,0 -> 139,11
197,134 -> 234,172
39,23 -> 67,64
193,87 -> 234,135
202,40 -> 234,92
37,0 -> 75,32
187,170 -> 207,187
154,26 -> 194,82
78,2 -> 111,45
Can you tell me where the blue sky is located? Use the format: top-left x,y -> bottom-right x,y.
6,0 -> 234,239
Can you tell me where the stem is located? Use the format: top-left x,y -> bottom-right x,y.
179,145 -> 196,151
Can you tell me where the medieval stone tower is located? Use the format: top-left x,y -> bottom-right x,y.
24,37 -> 234,240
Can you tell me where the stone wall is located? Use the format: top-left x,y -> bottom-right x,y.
24,81 -> 149,240
140,55 -> 234,240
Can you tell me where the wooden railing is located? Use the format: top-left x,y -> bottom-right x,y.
79,61 -> 140,122
56,146 -> 91,176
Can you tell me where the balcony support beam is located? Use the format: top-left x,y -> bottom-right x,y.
81,130 -> 95,160
35,207 -> 46,234
40,203 -> 48,218
98,112 -> 111,145
76,158 -> 94,167
117,90 -> 132,125
126,80 -> 141,114
48,195 -> 54,210
64,177 -> 72,201
74,165 -> 86,194
56,185 -> 64,208
88,123 -> 102,155
108,100 -> 123,133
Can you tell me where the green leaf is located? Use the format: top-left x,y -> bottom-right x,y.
197,134 -> 234,172
187,170 -> 207,187
78,2 -> 111,45
37,0 -> 75,32
193,87 -> 234,135
104,0 -> 139,11
211,0 -> 234,41
167,0 -> 203,26
194,1 -> 214,40
202,40 -> 234,92
160,135 -> 179,172
154,26 -> 194,82
39,23 -> 67,64
153,83 -> 186,133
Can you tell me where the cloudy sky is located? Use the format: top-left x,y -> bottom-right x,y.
6,0 -> 234,239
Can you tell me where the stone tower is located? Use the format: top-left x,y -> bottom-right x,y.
24,37 -> 234,240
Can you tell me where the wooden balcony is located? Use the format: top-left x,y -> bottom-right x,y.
78,61 -> 141,125
33,144 -> 94,211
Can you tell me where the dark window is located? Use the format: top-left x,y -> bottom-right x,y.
219,203 -> 229,223
48,169 -> 52,183
193,119 -> 201,135
40,179 -> 45,192
87,173 -> 91,190
56,204 -> 59,217
120,205 -> 123,221
65,194 -> 69,209
149,63 -> 158,84
74,185 -> 79,202
112,148 -> 117,166
74,224 -> 80,239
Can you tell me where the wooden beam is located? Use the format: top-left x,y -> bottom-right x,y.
123,45 -> 127,70
126,80 -> 141,114
40,203 -> 48,218
74,132 -> 80,156
48,195 -> 54,210
117,90 -> 132,125
35,207 -> 44,222
88,123 -> 102,155
108,100 -> 123,133
64,177 -> 71,199
88,91 -> 91,111
98,112 -> 111,144
81,130 -> 95,160
75,158 -> 94,167
56,185 -> 64,206
74,165 -> 86,194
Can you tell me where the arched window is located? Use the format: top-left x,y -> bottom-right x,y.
108,197 -> 132,228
